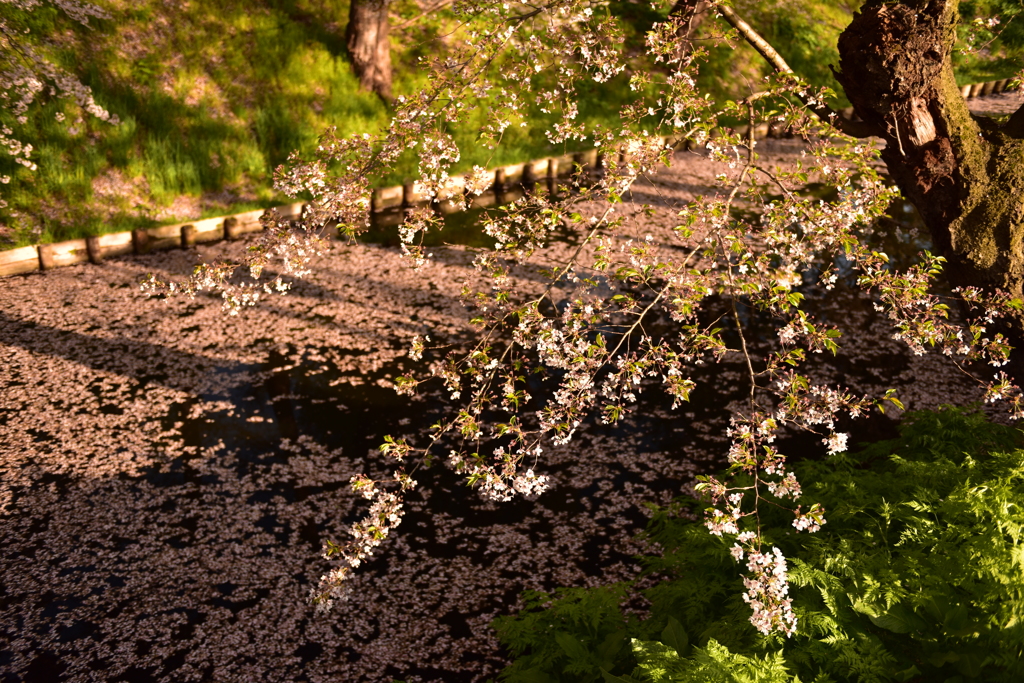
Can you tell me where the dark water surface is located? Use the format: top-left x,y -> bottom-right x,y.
0,165 -> 992,682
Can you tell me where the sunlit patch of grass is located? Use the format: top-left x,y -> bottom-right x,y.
2,0 -> 1021,249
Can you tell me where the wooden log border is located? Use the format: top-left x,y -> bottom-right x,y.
1,79 -> 1019,279
0,204 -> 299,278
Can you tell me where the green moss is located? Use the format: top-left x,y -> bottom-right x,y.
931,53 -> 1024,282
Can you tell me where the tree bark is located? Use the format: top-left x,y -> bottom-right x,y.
347,0 -> 393,103
833,0 -> 1024,337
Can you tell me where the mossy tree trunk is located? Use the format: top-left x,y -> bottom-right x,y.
834,0 -> 1024,336
347,0 -> 393,103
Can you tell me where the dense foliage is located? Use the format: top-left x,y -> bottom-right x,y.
494,406 -> 1024,682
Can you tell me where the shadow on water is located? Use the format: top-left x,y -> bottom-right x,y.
160,347 -> 440,484
3,152 -> 990,683
173,178 -> 945,530
141,177 -> 956,677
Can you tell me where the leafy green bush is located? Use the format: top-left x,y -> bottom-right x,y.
494,406 -> 1024,682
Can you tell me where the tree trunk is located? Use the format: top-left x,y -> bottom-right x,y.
347,0 -> 393,103
834,0 -> 1024,338
669,0 -> 711,50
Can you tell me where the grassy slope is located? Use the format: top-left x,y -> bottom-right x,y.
0,0 -> 1019,249
1,0 -> 391,247
0,0 -> 643,248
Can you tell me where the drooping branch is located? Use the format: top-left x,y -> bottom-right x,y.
715,2 -> 878,138
669,0 -> 711,43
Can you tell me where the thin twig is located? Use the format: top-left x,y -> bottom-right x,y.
715,2 -> 877,138
393,0 -> 457,30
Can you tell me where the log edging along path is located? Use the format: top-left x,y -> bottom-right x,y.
1,78 -> 1019,279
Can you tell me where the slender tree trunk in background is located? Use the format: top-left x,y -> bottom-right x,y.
835,0 -> 1024,339
347,0 -> 393,103
669,0 -> 711,51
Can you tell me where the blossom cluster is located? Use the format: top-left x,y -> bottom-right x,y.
959,11 -> 1006,55
311,471 -> 417,612
141,208 -> 329,314
449,448 -> 550,502
742,547 -> 797,636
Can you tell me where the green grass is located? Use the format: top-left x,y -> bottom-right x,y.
0,0 -> 394,247
1,0 -> 1020,249
0,0 -> 645,248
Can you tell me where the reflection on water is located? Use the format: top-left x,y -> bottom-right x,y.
360,188 -> 528,249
